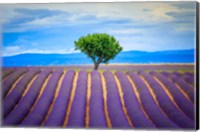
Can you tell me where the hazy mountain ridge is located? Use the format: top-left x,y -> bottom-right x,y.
3,49 -> 195,66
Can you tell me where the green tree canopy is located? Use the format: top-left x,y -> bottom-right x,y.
74,33 -> 123,70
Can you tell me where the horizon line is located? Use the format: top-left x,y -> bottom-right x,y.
2,48 -> 195,57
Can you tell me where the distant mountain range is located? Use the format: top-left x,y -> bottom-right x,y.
2,49 -> 195,66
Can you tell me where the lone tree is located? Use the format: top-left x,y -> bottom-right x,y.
74,33 -> 123,70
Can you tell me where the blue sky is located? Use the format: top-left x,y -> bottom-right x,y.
1,2 -> 196,56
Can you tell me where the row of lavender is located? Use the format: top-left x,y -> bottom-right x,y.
2,67 -> 194,88
18,64 -> 194,71
2,68 -> 195,129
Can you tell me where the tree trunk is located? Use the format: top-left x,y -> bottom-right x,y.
94,57 -> 102,70
94,62 -> 100,70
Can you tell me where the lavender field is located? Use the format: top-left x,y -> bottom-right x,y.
1,65 -> 195,129
1,1 -> 198,130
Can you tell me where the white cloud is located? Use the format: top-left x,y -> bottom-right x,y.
3,46 -> 21,56
2,2 -> 195,33
174,25 -> 195,33
2,46 -> 80,57
108,29 -> 143,35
